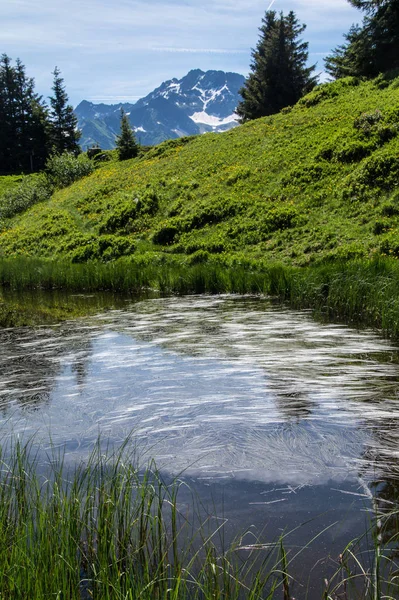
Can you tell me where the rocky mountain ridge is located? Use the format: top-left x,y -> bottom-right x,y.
75,69 -> 245,149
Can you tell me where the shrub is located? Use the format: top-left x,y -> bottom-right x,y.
46,152 -> 94,188
0,174 -> 53,220
188,249 -> 210,264
136,189 -> 159,215
144,136 -> 193,160
342,151 -> 399,201
373,219 -> 390,235
225,167 -> 251,186
354,109 -> 383,136
335,140 -> 374,163
152,222 -> 180,245
99,201 -> 137,234
70,234 -> 135,262
282,164 -> 324,186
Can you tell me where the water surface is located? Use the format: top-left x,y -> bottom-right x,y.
1,295 -> 399,595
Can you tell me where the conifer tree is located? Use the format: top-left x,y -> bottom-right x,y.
49,67 -> 81,155
236,10 -> 317,122
325,0 -> 399,78
116,109 -> 139,161
0,54 -> 50,173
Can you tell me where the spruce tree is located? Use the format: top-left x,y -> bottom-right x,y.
0,54 -> 50,173
49,67 -> 81,155
116,109 -> 139,160
325,0 -> 399,78
236,10 -> 317,122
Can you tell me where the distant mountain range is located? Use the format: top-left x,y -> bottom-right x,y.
74,69 -> 245,150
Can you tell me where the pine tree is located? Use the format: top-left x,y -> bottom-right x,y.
49,67 -> 81,155
236,10 -> 317,122
0,54 -> 50,173
116,109 -> 139,161
325,0 -> 399,78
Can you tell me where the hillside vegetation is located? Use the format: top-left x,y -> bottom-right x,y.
0,76 -> 399,268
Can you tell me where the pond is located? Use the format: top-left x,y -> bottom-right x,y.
1,294 -> 399,597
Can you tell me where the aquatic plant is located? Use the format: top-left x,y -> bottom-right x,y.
0,437 -> 398,599
0,438 -> 287,599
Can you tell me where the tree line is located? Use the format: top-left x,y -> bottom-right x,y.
1,1 -> 398,174
0,55 -> 80,174
238,0 -> 399,121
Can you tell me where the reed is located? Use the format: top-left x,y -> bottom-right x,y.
0,438 -> 289,600
3,256 -> 399,339
0,438 -> 398,599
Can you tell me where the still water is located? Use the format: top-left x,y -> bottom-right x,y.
1,294 -> 399,594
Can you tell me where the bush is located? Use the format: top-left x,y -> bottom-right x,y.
0,174 -> 53,220
46,152 -> 95,188
335,140 -> 374,163
342,151 -> 399,201
70,234 -> 135,262
100,201 -> 137,234
152,223 -> 180,245
353,109 -> 383,135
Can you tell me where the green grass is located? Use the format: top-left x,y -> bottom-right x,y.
0,437 -> 397,599
2,256 -> 399,338
0,439 -> 288,600
0,76 -> 398,266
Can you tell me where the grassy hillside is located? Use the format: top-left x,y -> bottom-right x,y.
0,76 -> 399,269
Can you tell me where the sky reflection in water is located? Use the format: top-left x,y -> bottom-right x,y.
1,295 -> 399,490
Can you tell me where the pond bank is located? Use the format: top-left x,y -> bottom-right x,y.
1,256 -> 399,337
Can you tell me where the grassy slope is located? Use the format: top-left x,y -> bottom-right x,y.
0,76 -> 398,267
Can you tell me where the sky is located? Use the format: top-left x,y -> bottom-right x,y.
1,0 -> 362,108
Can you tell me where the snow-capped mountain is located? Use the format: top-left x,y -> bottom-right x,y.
75,69 -> 245,150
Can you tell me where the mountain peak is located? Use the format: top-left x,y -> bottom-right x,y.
75,68 -> 245,150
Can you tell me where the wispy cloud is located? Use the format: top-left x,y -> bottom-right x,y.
2,0 -> 360,105
150,47 -> 248,54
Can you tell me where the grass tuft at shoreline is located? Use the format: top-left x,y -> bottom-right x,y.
2,256 -> 399,339
0,437 -> 398,599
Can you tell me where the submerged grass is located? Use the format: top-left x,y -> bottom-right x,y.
0,438 -> 398,599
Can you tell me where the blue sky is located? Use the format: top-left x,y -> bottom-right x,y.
2,0 -> 361,107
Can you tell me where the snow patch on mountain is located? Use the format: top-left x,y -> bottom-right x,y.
189,111 -> 238,127
75,69 -> 245,149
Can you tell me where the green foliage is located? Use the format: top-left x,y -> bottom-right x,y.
0,54 -> 50,174
325,1 -> 399,79
343,150 -> 399,202
1,76 -> 399,269
237,10 -> 317,121
0,175 -> 24,196
116,109 -> 139,161
334,140 -> 375,163
299,77 -> 360,107
152,222 -> 179,246
69,234 -> 135,262
144,136 -> 193,160
46,152 -> 94,188
0,174 -> 52,221
353,108 -> 383,133
49,67 -> 81,155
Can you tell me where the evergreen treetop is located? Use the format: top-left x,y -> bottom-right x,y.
49,67 -> 81,155
236,10 -> 317,122
116,109 -> 139,161
0,54 -> 50,173
325,0 -> 399,78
